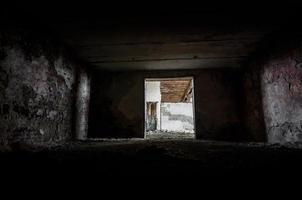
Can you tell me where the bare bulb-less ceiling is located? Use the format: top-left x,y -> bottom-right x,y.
55,22 -> 272,70
2,1 -> 301,71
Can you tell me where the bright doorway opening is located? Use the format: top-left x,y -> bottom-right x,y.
144,77 -> 195,139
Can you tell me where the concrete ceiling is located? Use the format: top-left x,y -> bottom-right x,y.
47,3 -> 294,71
57,24 -> 270,70
4,2 -> 300,71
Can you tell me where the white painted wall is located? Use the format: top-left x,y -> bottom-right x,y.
161,103 -> 194,133
145,81 -> 161,130
145,81 -> 161,102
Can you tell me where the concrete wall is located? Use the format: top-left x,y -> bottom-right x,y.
262,53 -> 302,143
75,67 -> 91,140
0,29 -> 87,147
161,103 -> 194,133
145,81 -> 161,102
145,81 -> 161,130
243,66 -> 267,142
88,69 -> 246,141
88,71 -> 144,138
245,30 -> 302,143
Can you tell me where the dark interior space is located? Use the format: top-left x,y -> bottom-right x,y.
1,1 -> 302,178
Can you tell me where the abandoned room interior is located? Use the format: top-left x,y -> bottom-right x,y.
145,77 -> 195,139
1,1 -> 302,177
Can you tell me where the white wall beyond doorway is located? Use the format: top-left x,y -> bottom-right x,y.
145,81 -> 161,130
144,77 -> 195,139
161,103 -> 194,133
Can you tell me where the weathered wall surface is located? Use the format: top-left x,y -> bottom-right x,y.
161,103 -> 194,133
245,30 -> 302,143
0,30 -> 81,146
75,67 -> 91,140
89,69 -> 246,141
261,47 -> 302,143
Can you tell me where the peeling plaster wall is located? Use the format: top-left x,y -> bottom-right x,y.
261,49 -> 302,143
0,30 -> 80,146
88,69 -> 245,141
161,103 -> 194,133
245,31 -> 302,143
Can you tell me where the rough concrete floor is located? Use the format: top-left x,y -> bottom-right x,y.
145,131 -> 195,139
2,139 -> 302,178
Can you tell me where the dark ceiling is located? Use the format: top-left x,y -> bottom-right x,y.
2,1 -> 302,70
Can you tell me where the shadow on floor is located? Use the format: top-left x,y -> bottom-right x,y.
1,139 -> 302,177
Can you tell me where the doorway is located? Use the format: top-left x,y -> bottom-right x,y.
144,77 -> 195,139
146,102 -> 158,131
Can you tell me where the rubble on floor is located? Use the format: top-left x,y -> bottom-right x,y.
145,130 -> 195,139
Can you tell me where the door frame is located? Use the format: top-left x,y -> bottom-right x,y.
143,76 -> 196,139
